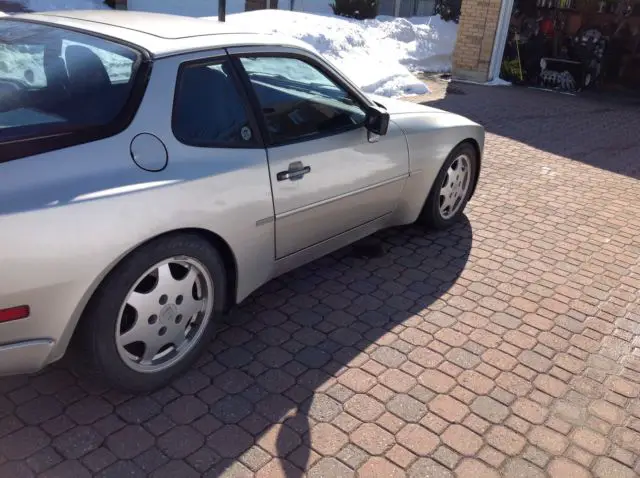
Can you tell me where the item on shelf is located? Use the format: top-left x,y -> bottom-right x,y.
538,26 -> 608,92
540,68 -> 577,89
540,14 -> 556,36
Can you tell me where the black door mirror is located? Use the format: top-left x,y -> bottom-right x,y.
364,105 -> 390,136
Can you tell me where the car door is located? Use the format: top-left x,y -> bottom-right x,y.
167,52 -> 277,296
228,47 -> 410,259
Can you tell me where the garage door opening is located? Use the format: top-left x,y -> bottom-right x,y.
498,0 -> 640,96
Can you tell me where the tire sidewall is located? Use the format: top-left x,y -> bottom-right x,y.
425,142 -> 477,229
84,234 -> 226,392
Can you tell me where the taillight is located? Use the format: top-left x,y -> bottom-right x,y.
0,306 -> 30,323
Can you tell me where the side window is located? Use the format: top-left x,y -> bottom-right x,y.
63,40 -> 134,84
238,56 -> 366,145
0,19 -> 142,153
173,59 -> 255,147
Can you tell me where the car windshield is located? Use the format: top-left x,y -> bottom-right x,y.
0,19 -> 140,142
241,57 -> 346,97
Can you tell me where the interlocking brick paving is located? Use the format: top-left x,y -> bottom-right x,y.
0,84 -> 639,477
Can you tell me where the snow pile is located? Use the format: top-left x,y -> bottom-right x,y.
218,10 -> 457,97
374,15 -> 458,73
0,2 -> 458,98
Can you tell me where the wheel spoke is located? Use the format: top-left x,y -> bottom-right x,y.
441,177 -> 453,196
181,266 -> 199,288
451,195 -> 461,211
180,295 -> 205,321
156,263 -> 175,290
119,319 -> 149,346
171,324 -> 188,344
127,291 -> 157,321
141,339 -> 164,363
440,193 -> 453,213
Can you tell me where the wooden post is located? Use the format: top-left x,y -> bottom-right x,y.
219,0 -> 226,21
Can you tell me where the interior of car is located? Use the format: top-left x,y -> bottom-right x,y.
173,62 -> 253,146
239,57 -> 367,144
0,21 -> 137,142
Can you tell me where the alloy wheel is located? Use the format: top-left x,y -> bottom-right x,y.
115,256 -> 214,373
439,153 -> 471,220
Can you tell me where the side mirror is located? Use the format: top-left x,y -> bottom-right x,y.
364,105 -> 390,136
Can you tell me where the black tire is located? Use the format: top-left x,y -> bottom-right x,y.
419,142 -> 478,230
79,233 -> 227,392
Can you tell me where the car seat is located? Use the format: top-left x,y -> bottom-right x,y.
63,45 -> 117,124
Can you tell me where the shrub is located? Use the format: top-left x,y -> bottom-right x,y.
434,0 -> 461,23
330,0 -> 379,20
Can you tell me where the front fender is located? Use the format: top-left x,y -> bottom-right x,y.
389,111 -> 485,225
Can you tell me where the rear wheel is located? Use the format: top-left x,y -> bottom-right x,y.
419,142 -> 477,229
80,233 -> 227,392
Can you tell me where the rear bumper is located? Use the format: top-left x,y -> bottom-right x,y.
0,339 -> 55,375
0,279 -> 95,375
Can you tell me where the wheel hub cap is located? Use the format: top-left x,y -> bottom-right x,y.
115,257 -> 214,373
439,154 -> 471,220
159,304 -> 178,325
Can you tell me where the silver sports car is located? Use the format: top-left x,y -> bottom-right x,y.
0,10 -> 484,391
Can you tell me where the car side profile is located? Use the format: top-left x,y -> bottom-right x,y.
0,10 -> 484,391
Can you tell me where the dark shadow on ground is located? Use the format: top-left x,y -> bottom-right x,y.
0,217 -> 472,477
425,82 -> 640,180
203,217 -> 472,477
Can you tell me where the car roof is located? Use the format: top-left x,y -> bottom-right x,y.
6,10 -> 314,58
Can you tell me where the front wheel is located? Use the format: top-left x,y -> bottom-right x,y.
419,142 -> 477,229
79,233 -> 227,392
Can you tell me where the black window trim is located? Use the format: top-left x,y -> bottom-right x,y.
171,53 -> 265,150
0,17 -> 153,164
228,49 -> 372,149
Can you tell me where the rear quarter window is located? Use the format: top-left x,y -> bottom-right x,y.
0,19 -> 146,162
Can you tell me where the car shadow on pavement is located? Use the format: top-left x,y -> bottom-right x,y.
0,216 -> 472,476
204,216 -> 473,476
425,83 -> 640,180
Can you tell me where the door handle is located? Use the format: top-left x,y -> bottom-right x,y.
276,162 -> 311,181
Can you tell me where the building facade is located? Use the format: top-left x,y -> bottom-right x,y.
451,0 -> 513,83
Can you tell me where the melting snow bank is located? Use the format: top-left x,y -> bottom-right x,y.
456,77 -> 512,87
0,7 -> 458,98
212,11 -> 458,97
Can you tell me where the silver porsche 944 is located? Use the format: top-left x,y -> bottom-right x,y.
0,10 -> 484,391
